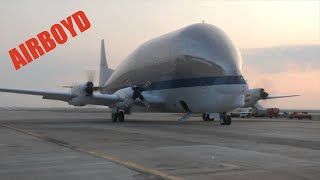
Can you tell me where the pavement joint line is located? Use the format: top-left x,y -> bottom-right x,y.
0,124 -> 184,180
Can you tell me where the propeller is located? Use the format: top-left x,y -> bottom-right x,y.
125,80 -> 151,108
80,70 -> 95,96
260,88 -> 269,99
62,70 -> 98,96
252,78 -> 275,106
84,81 -> 94,95
132,85 -> 144,100
86,70 -> 96,83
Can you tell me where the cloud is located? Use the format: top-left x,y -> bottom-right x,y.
242,44 -> 320,109
244,64 -> 320,109
241,44 -> 320,73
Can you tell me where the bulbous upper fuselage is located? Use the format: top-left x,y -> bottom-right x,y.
105,23 -> 247,112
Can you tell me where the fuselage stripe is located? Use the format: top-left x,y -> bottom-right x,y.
109,76 -> 246,92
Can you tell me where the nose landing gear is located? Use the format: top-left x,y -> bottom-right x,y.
179,101 -> 193,121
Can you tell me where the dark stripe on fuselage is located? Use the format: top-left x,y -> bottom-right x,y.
109,76 -> 246,92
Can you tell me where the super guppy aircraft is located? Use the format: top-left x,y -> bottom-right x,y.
0,23 -> 298,125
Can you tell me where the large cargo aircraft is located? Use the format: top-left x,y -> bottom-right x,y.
0,23 -> 298,125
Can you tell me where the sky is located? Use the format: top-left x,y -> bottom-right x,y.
0,0 -> 319,109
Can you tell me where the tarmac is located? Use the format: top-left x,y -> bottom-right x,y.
0,110 -> 319,180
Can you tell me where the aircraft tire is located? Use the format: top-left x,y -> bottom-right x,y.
112,113 -> 118,122
220,116 -> 226,125
118,111 -> 125,122
226,115 -> 232,125
202,113 -> 209,121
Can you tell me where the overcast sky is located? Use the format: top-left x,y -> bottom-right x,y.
0,0 -> 319,109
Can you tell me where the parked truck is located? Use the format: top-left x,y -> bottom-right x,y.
252,108 -> 280,118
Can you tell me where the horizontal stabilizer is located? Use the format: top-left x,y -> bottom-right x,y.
264,94 -> 300,100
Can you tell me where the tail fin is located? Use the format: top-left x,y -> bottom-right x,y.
99,40 -> 113,89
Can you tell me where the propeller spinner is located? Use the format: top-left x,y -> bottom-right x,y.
260,88 -> 269,99
84,81 -> 94,95
124,80 -> 151,108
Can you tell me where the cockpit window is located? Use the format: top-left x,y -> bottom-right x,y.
174,55 -> 225,78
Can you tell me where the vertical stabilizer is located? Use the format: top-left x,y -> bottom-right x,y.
99,40 -> 113,89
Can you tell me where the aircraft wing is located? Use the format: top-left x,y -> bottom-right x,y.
0,88 -> 75,101
0,88 -> 120,105
89,93 -> 120,106
264,94 -> 300,100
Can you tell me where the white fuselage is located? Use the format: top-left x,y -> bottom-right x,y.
104,23 -> 248,113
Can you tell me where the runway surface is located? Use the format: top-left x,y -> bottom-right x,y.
0,110 -> 319,180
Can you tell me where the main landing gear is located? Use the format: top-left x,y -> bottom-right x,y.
111,110 -> 125,122
220,113 -> 232,125
202,113 -> 215,121
202,113 -> 232,125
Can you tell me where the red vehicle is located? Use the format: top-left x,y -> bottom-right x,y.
289,112 -> 312,120
252,108 -> 280,118
267,108 -> 280,118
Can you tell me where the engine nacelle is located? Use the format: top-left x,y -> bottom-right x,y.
113,87 -> 133,99
113,83 -> 150,110
68,96 -> 92,106
113,87 -> 135,109
71,81 -> 95,96
243,88 -> 269,107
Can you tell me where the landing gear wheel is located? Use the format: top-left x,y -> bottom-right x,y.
111,113 -> 118,122
202,113 -> 214,121
118,111 -> 125,122
220,116 -> 226,125
225,115 -> 232,125
220,113 -> 231,126
202,114 -> 209,121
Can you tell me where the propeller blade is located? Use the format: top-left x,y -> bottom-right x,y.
125,80 -> 152,108
142,81 -> 151,90
138,94 -> 144,101
93,86 -> 101,91
143,101 -> 151,109
125,79 -> 134,88
86,70 -> 96,82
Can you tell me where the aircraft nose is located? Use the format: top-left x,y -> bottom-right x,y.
175,23 -> 243,76
233,95 -> 245,108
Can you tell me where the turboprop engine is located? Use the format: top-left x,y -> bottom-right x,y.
72,81 -> 95,96
244,88 -> 269,107
65,81 -> 98,106
114,81 -> 151,109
